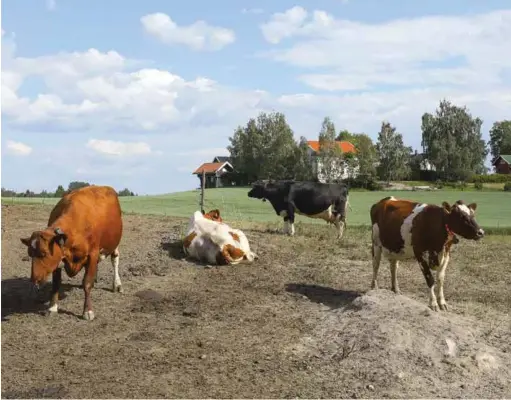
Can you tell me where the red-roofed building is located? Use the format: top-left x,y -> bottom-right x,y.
306,140 -> 359,182
192,156 -> 235,188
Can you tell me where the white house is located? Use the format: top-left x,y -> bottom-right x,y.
306,140 -> 359,182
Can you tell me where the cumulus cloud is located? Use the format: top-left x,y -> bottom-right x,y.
141,13 -> 235,51
6,140 -> 33,156
86,139 -> 153,157
260,6 -> 308,44
260,7 -> 511,92
1,11 -> 510,165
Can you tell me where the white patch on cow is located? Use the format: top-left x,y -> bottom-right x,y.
31,239 -> 37,249
296,205 -> 334,222
387,203 -> 428,260
457,204 -> 473,216
389,196 -> 397,201
48,303 -> 58,313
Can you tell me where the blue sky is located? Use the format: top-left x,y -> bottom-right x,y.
2,0 -> 511,194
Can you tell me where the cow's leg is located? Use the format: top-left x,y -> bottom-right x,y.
285,204 -> 296,236
283,217 -> 290,234
82,251 -> 99,321
334,215 -> 346,239
371,224 -> 382,289
415,252 -> 438,311
47,267 -> 62,315
390,260 -> 400,294
111,247 -> 123,293
437,252 -> 450,311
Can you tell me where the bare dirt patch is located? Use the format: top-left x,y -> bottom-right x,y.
2,204 -> 510,398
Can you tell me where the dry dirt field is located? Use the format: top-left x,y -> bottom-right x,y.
2,204 -> 511,399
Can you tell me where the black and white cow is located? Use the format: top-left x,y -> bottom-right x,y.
247,180 -> 350,238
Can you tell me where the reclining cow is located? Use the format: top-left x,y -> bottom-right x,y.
247,180 -> 349,239
183,209 -> 258,265
20,185 -> 123,321
370,196 -> 484,311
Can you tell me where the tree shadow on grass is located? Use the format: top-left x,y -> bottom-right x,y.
285,283 -> 362,309
1,277 -> 75,321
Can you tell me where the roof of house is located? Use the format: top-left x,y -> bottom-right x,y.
193,161 -> 232,175
493,155 -> 511,165
307,140 -> 356,154
213,156 -> 231,163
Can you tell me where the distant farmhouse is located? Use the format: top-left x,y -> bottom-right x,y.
305,140 -> 359,182
193,156 -> 236,188
492,155 -> 511,174
192,141 -> 362,187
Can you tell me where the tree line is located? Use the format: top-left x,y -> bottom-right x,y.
227,99 -> 511,187
1,181 -> 137,198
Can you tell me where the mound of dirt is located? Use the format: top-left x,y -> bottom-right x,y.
292,289 -> 511,398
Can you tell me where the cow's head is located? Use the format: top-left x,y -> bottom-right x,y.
247,180 -> 268,201
20,227 -> 67,286
202,209 -> 223,222
442,200 -> 484,241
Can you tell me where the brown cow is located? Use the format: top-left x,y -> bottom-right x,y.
20,185 -> 123,321
370,196 -> 484,311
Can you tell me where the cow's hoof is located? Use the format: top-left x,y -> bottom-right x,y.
43,309 -> 58,317
82,310 -> 95,321
392,288 -> 401,295
430,304 -> 439,312
439,303 -> 448,311
371,282 -> 378,290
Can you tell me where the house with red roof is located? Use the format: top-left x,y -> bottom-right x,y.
192,156 -> 236,188
306,140 -> 359,182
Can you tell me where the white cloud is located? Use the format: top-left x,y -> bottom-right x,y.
260,6 -> 308,44
260,7 -> 511,92
1,12 -> 510,168
6,140 -> 33,156
141,13 -> 235,51
86,139 -> 153,157
46,0 -> 56,11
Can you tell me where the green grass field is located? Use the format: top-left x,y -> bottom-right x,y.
3,188 -> 510,229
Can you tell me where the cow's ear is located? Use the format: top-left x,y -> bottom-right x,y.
442,201 -> 452,213
468,202 -> 477,212
20,237 -> 31,247
212,209 -> 221,219
53,227 -> 68,247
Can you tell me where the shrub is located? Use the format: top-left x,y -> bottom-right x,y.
343,175 -> 383,191
504,182 -> 511,192
471,174 -> 511,184
474,181 -> 484,191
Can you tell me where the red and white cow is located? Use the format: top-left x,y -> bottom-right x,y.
183,209 -> 258,265
370,196 -> 484,311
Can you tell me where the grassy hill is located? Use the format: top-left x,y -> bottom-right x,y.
3,188 -> 511,229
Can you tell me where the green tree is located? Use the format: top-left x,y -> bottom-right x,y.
318,117 -> 343,183
376,121 -> 412,183
68,181 -> 90,192
118,188 -> 134,196
55,185 -> 65,197
421,99 -> 488,181
293,136 -> 315,181
228,111 -> 297,181
489,120 -> 511,161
